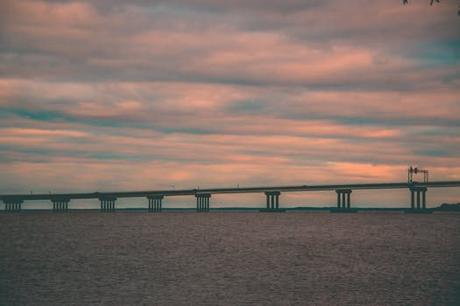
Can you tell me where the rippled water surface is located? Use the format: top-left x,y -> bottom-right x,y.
1,212 -> 460,305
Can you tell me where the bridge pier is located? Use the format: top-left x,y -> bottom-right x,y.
3,198 -> 23,212
99,196 -> 117,212
147,195 -> 164,212
331,189 -> 356,212
260,191 -> 284,212
196,193 -> 211,212
266,191 -> 280,209
406,187 -> 430,213
51,197 -> 70,212
336,189 -> 352,208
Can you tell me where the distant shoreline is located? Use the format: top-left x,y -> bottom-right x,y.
2,206 -> 460,213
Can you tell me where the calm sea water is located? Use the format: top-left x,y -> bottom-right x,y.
1,212 -> 459,305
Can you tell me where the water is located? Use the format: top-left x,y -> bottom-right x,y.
1,212 -> 459,305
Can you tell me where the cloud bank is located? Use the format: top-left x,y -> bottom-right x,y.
0,0 -> 459,207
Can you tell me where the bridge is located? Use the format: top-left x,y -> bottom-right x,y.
1,180 -> 460,213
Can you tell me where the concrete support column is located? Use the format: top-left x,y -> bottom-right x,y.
422,190 -> 426,209
417,191 -> 421,209
196,193 -> 211,212
147,195 -> 164,212
264,191 -> 281,211
335,189 -> 352,210
410,189 -> 415,209
51,197 -> 70,212
99,196 -> 117,212
3,199 -> 23,212
409,187 -> 428,210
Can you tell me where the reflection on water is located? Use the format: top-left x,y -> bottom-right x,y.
1,212 -> 459,305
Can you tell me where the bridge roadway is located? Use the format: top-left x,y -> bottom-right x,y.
1,180 -> 460,201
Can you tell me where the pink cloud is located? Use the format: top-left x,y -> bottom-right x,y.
0,0 -> 459,206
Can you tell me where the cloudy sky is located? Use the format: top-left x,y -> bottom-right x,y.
0,0 -> 459,208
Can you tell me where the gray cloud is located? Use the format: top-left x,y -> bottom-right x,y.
0,0 -> 459,195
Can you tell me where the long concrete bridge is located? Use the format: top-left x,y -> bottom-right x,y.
1,180 -> 460,213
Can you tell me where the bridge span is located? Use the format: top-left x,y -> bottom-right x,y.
1,180 -> 460,213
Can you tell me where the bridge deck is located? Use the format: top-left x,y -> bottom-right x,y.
1,181 -> 460,201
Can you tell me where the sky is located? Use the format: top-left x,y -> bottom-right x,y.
0,0 -> 459,208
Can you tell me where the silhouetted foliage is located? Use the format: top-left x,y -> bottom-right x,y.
435,203 -> 460,211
